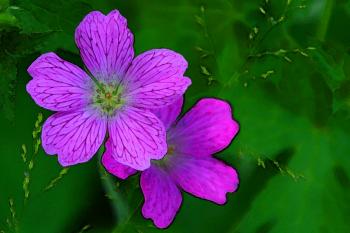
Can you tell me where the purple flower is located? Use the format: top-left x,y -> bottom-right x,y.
102,98 -> 240,228
26,10 -> 191,170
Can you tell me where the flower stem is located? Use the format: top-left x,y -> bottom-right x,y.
111,198 -> 143,233
316,0 -> 333,41
96,147 -> 129,224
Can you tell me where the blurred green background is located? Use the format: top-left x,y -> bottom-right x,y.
1,0 -> 350,232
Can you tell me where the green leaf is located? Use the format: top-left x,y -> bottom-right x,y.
0,57 -> 17,121
309,48 -> 347,91
0,11 -> 17,29
11,0 -> 92,52
233,127 -> 350,233
0,0 -> 9,11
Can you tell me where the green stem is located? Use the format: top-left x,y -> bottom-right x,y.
316,0 -> 333,41
112,199 -> 143,233
201,6 -> 220,76
96,147 -> 129,224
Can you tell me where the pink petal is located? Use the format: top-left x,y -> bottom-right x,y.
124,49 -> 191,109
170,98 -> 239,156
150,97 -> 183,130
107,107 -> 167,170
75,10 -> 134,80
141,165 -> 182,228
27,52 -> 92,111
42,110 -> 107,166
101,140 -> 137,179
170,156 -> 239,204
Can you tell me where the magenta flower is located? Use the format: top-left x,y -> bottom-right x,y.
26,10 -> 191,170
102,98 -> 240,228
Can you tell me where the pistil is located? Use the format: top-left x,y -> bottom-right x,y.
93,82 -> 125,116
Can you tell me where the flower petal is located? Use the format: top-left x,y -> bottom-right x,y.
124,49 -> 191,109
102,140 -> 137,179
170,156 -> 239,204
150,97 -> 183,130
107,107 -> 167,170
141,165 -> 182,228
27,52 -> 93,111
42,110 -> 107,166
75,10 -> 134,80
170,98 -> 239,156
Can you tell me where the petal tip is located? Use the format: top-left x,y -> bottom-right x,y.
184,76 -> 192,88
57,153 -> 92,167
101,150 -> 137,179
27,52 -> 57,76
141,207 -> 174,229
25,80 -> 34,96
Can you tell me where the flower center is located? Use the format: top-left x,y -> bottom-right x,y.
93,82 -> 125,116
167,145 -> 175,156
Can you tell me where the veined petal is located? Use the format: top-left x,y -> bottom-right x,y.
141,165 -> 182,228
75,10 -> 134,80
102,140 -> 137,179
27,52 -> 93,112
124,49 -> 191,109
150,97 -> 183,130
170,156 -> 239,204
107,107 -> 167,170
42,110 -> 107,166
170,98 -> 239,156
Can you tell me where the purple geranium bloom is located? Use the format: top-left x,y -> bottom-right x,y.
26,10 -> 191,170
102,98 -> 240,228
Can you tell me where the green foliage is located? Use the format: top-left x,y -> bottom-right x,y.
11,0 -> 92,52
43,168 -> 69,192
1,0 -> 350,233
0,57 -> 17,120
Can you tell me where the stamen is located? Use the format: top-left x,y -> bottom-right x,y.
92,82 -> 125,116
167,145 -> 175,155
